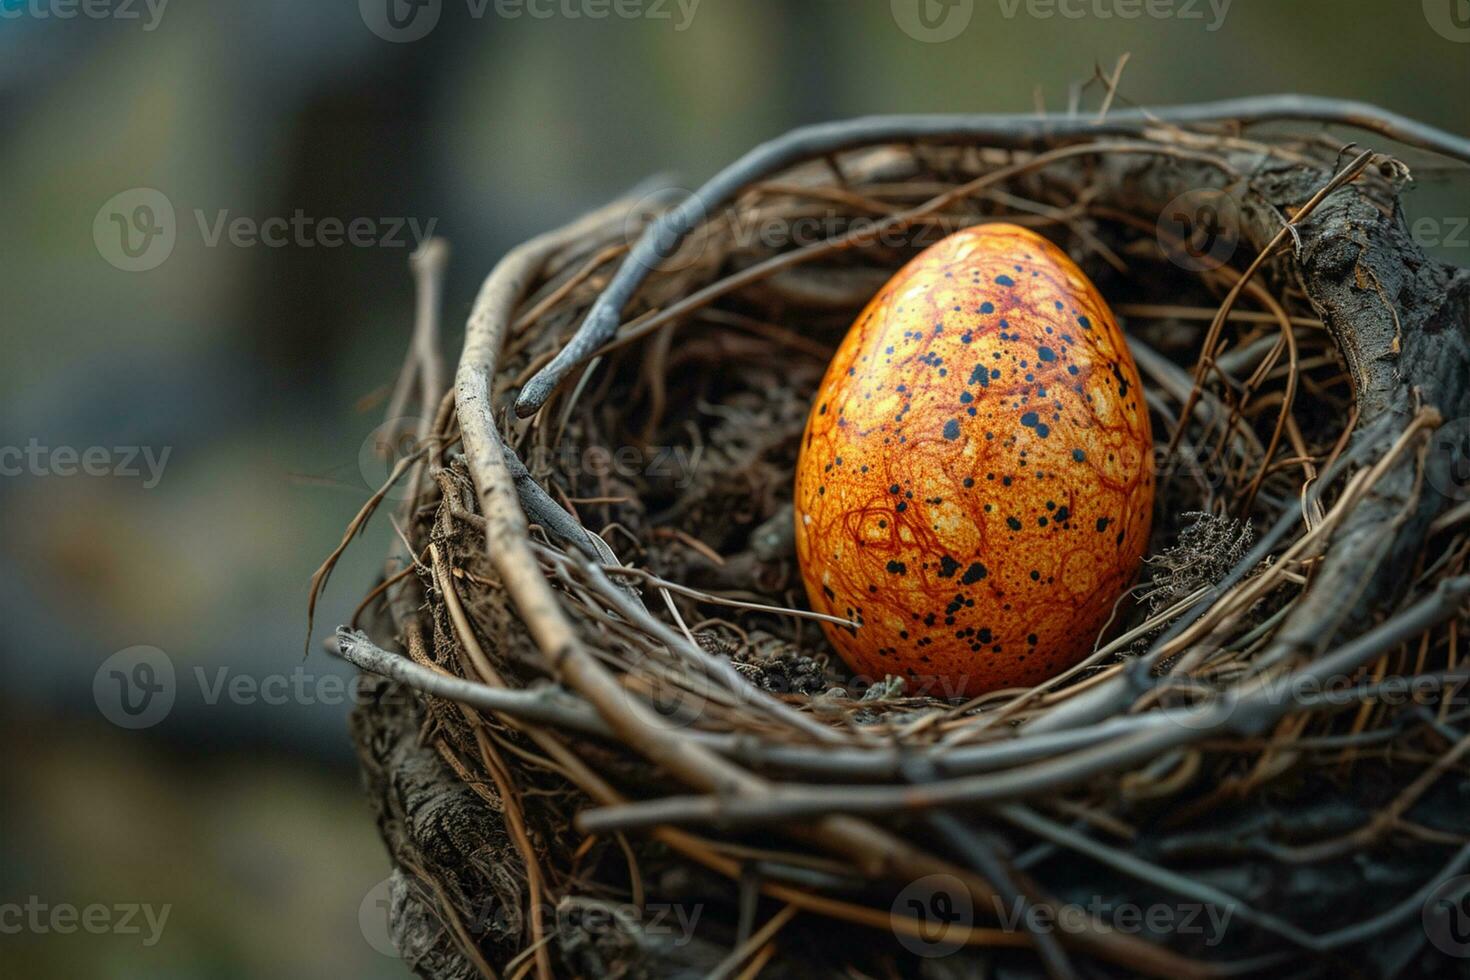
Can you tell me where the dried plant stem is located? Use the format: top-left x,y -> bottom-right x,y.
450,189 -> 1204,979
340,102 -> 1470,978
516,96 -> 1470,417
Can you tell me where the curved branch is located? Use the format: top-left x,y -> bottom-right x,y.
452,189 -> 1206,980
514,96 -> 1470,416
574,575 -> 1470,832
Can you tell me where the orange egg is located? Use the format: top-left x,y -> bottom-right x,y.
794,223 -> 1153,698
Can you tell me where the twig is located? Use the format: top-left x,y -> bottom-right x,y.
515,96 -> 1470,416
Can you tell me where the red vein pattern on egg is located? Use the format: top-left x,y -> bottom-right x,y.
794,223 -> 1154,697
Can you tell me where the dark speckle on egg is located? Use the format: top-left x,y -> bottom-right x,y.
794,223 -> 1154,696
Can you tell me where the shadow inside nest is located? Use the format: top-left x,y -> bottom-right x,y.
491,209 -> 1347,715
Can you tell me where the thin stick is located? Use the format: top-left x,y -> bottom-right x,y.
516,96 -> 1470,416
704,904 -> 798,980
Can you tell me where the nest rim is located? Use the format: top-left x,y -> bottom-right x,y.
328,96 -> 1470,980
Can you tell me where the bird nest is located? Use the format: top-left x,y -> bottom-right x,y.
321,97 -> 1470,979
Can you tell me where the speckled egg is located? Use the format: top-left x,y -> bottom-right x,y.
793,223 -> 1153,698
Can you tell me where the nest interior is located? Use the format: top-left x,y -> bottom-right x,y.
327,101 -> 1470,980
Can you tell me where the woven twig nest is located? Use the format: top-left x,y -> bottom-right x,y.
325,96 -> 1470,979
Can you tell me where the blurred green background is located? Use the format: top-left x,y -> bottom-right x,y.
0,1 -> 1465,976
